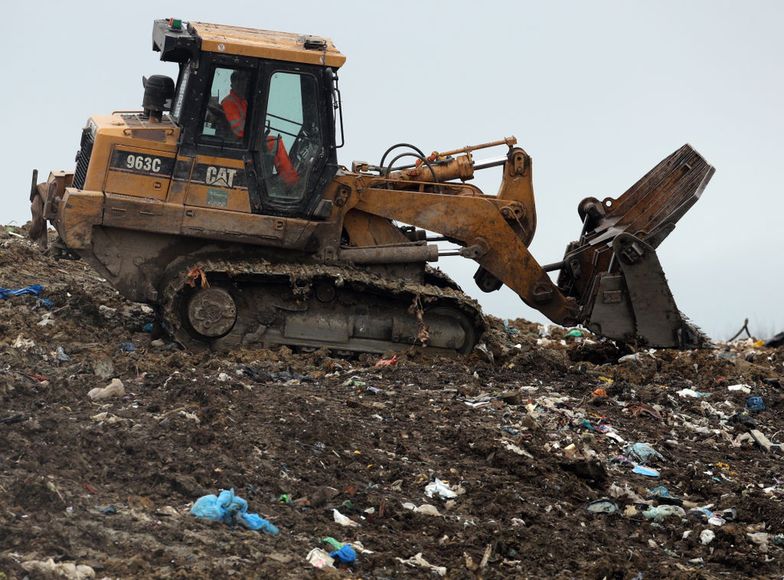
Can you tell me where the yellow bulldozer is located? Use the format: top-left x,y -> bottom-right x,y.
29,19 -> 714,354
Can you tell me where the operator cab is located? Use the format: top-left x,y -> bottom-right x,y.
151,19 -> 345,218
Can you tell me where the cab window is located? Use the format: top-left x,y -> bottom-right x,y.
260,71 -> 323,201
201,67 -> 251,145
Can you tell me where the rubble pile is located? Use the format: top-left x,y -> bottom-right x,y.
1,226 -> 783,578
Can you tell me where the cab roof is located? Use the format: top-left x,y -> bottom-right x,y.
152,19 -> 345,68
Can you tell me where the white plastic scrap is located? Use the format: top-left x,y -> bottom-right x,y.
727,384 -> 752,393
88,378 -> 125,401
700,529 -> 715,545
306,548 -> 335,569
333,508 -> 360,527
396,553 -> 447,577
402,502 -> 442,516
425,478 -> 457,499
12,334 -> 35,350
21,559 -> 95,580
677,388 -> 709,398
502,441 -> 534,459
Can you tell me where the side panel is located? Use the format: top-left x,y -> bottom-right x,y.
182,155 -> 252,213
104,145 -> 176,200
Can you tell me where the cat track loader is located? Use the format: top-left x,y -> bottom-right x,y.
29,18 -> 714,354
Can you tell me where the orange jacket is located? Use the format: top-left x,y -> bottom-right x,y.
220,91 -> 299,186
221,90 -> 247,138
266,135 -> 299,187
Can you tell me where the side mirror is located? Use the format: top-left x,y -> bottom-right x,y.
141,75 -> 175,121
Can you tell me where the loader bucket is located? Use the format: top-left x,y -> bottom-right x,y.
557,144 -> 714,348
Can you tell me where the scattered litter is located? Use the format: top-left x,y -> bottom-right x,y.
12,334 -> 36,350
21,558 -> 95,580
502,440 -> 534,458
700,529 -> 715,545
374,354 -> 398,367
87,378 -> 125,401
306,548 -> 335,569
93,358 -> 114,379
425,478 -> 458,499
402,502 -> 442,516
586,498 -> 619,514
746,396 -> 766,413
0,284 -> 44,300
632,465 -> 660,478
728,384 -> 752,393
333,508 -> 360,527
396,553 -> 447,577
749,429 -> 775,452
119,341 -> 136,353
191,489 -> 279,534
323,537 -> 358,565
677,388 -> 709,398
625,442 -> 665,464
643,505 -> 686,523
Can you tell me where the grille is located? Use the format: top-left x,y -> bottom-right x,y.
72,127 -> 94,189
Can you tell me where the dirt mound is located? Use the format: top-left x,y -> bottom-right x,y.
1,226 -> 783,578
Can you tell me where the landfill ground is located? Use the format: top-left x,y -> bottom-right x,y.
0,225 -> 783,579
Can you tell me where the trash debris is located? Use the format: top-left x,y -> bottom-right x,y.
0,284 -> 44,300
12,334 -> 36,350
632,465 -> 661,478
21,558 -> 95,580
119,341 -> 136,353
586,498 -> 619,514
424,478 -> 458,499
323,537 -> 358,565
396,553 -> 447,577
374,354 -> 398,367
642,505 -> 686,523
87,378 -> 125,401
746,396 -> 766,413
749,429 -> 776,452
625,442 -> 665,464
2,231 -> 784,577
333,508 -> 360,527
402,502 -> 442,516
93,358 -> 114,379
306,548 -> 335,569
677,388 -> 709,398
191,489 -> 279,534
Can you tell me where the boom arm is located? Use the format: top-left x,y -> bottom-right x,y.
346,140 -> 714,348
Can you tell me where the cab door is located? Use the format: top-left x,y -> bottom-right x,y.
250,66 -> 335,218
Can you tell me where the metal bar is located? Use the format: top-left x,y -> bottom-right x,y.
433,136 -> 517,159
542,261 -> 564,272
473,156 -> 508,171
340,244 -> 439,264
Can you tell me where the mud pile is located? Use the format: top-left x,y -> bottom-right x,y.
1,226 -> 783,579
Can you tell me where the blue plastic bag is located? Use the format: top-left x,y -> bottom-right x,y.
191,489 -> 279,535
330,544 -> 357,565
0,284 -> 44,300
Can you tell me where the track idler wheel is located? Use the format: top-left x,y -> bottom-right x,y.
186,287 -> 237,338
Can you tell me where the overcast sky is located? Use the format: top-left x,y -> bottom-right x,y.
3,1 -> 782,340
